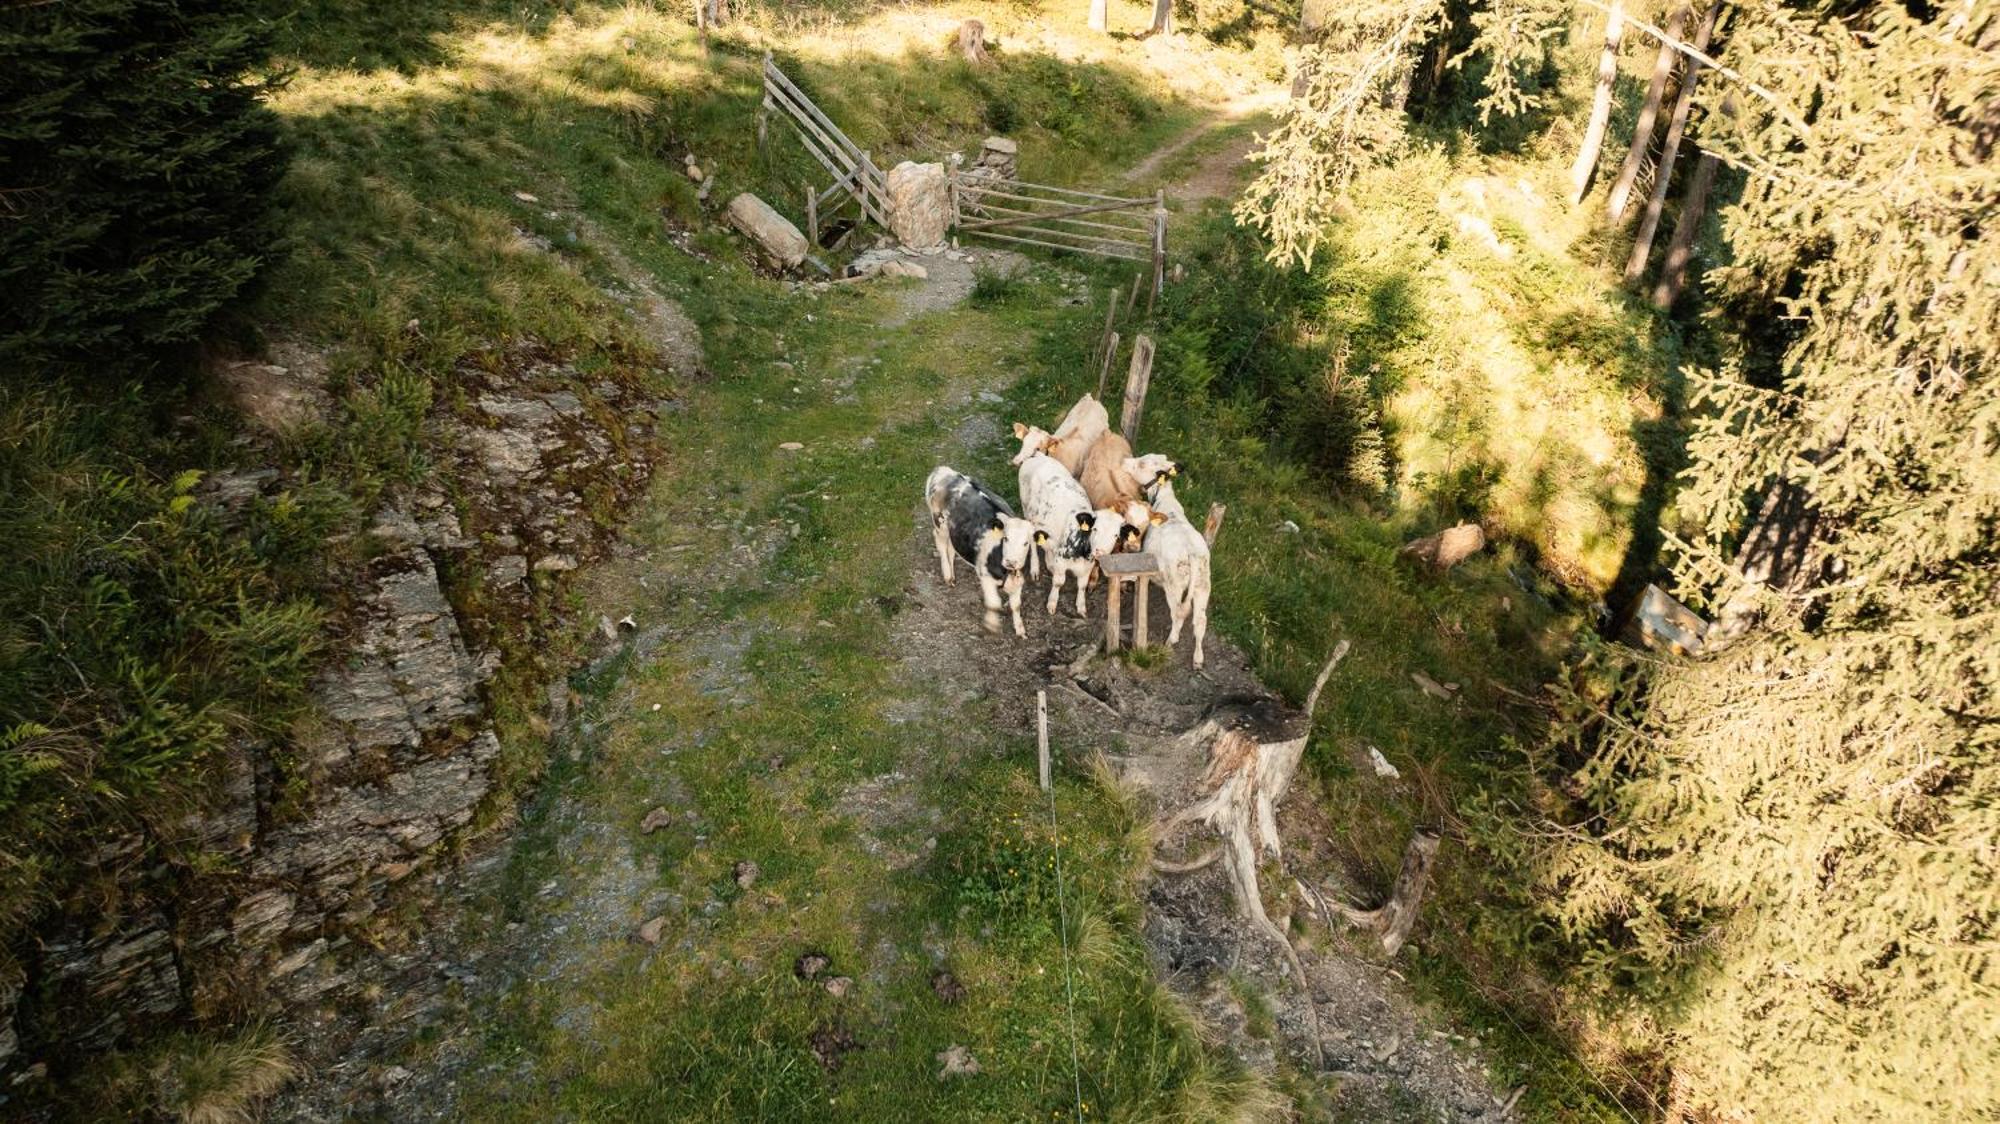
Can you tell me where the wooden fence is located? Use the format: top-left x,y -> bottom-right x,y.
952,172 -> 1167,290
761,55 -> 888,238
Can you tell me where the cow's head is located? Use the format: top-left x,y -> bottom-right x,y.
1009,423 -> 1056,466
1122,453 -> 1179,493
1084,509 -> 1127,558
985,514 -> 1038,579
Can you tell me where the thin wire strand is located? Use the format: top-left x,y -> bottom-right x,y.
1044,735 -> 1086,1124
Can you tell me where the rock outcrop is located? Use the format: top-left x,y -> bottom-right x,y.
725,192 -> 809,270
886,161 -> 951,251
0,337 -> 672,1099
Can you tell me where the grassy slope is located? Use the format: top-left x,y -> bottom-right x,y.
221,2 -> 1671,1119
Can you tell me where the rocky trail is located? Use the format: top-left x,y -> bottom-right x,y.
274,119 -> 1513,1123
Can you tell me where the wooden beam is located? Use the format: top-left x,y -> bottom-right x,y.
1120,334 -> 1155,447
1037,689 -> 1050,790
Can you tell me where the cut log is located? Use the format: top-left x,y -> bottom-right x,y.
1313,829 -> 1441,957
1626,1 -> 1722,284
1088,0 -> 1108,33
1606,4 -> 1689,223
1568,0 -> 1626,205
956,19 -> 989,65
1399,522 -> 1485,571
1650,147 -> 1718,309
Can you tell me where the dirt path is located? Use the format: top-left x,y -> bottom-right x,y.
272,125 -> 1512,1122
1121,88 -> 1285,206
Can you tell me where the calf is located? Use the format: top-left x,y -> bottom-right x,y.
1018,452 -> 1138,616
1133,471 -> 1212,669
925,465 -> 1040,637
1079,432 -> 1160,527
1009,393 -> 1109,476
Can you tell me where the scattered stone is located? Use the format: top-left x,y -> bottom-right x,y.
640,807 -> 674,834
725,193 -> 809,270
1410,671 -> 1457,700
1279,519 -> 1301,533
930,969 -> 966,1005
211,358 -> 331,434
617,614 -> 637,631
878,259 -> 928,280
823,975 -> 852,998
533,554 -> 579,572
380,1065 -> 412,1086
778,441 -> 804,451
1372,1033 -> 1401,1063
935,1044 -> 981,1078
733,860 -> 759,889
1625,583 -> 1709,655
795,952 -> 830,980
635,916 -> 667,945
1368,745 -> 1401,780
514,191 -> 539,203
1400,521 -> 1486,571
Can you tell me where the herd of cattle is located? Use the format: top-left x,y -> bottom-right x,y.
924,392 -> 1213,667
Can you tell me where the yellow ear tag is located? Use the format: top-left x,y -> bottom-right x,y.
986,526 -> 1004,539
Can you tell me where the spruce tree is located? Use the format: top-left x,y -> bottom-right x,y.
0,0 -> 286,380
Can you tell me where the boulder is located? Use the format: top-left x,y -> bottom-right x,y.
1399,521 -> 1486,571
725,193 -> 809,270
886,162 -> 950,251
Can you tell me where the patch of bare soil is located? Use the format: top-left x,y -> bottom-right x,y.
1121,87 -> 1285,204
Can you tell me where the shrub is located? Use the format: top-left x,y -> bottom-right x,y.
0,0 -> 286,379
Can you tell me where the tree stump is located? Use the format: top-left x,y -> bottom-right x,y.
1399,522 -> 1485,572
1150,636 -> 1351,1065
1302,829 -> 1441,957
956,19 -> 989,65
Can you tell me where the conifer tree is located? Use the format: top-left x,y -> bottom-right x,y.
0,0 -> 286,380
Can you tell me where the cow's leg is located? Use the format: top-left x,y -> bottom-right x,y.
1072,561 -> 1090,616
1165,576 -> 1188,645
1046,562 -> 1065,615
1006,576 -> 1027,638
934,517 -> 955,585
978,572 -> 1003,633
1190,576 -> 1210,668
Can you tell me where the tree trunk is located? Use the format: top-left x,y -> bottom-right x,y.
1150,0 -> 1173,36
1650,148 -> 1717,309
1568,0 -> 1626,205
1626,1 -> 1722,284
1708,478 -> 1819,647
1088,0 -> 1107,32
1606,4 -> 1689,223
957,19 -> 989,64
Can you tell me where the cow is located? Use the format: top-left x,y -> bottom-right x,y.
1078,431 -> 1161,527
1009,393 -> 1109,476
925,465 -> 1040,637
1131,466 -> 1211,669
1018,452 -> 1141,616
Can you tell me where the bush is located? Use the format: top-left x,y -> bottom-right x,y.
0,0 -> 286,379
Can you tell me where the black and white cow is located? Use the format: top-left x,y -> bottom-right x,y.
1019,451 -> 1140,617
926,465 -> 1041,637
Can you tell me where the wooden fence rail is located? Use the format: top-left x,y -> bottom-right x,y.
762,55 -> 889,229
952,171 -> 1167,283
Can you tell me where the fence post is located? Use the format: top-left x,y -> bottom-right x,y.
1096,330 -> 1120,401
1121,334 -> 1155,447
1037,689 -> 1050,791
756,52 -> 771,148
1149,189 -> 1167,314
805,186 -> 818,248
1097,286 -> 1119,369
1125,271 -> 1141,319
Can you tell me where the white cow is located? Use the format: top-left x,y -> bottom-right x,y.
1128,461 -> 1211,669
926,465 -> 1040,638
1018,452 -> 1139,616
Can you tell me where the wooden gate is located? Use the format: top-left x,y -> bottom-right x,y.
952,172 -> 1167,292
760,54 -> 889,236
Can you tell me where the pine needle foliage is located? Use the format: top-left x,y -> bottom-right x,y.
1477,3 -> 1999,1118
0,0 -> 287,378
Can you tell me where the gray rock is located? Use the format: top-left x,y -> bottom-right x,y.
40,916 -> 182,1048
886,161 -> 950,250
489,554 -> 529,586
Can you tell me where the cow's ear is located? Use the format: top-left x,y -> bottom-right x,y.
1034,530 -> 1048,545
1076,512 -> 1095,530
987,517 -> 1006,537
1012,422 -> 1027,438
1168,462 -> 1181,478
1151,511 -> 1168,526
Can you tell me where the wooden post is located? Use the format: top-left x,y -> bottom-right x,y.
1105,573 -> 1123,652
1149,190 -> 1167,313
1133,576 -> 1150,649
805,187 -> 818,248
1036,689 -> 1050,790
1089,0 -> 1108,32
1120,334 -> 1155,447
1098,287 -> 1120,367
1095,330 -> 1120,401
1125,272 -> 1141,319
